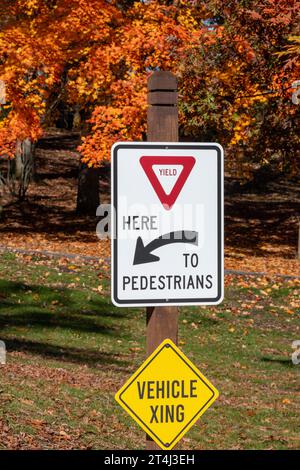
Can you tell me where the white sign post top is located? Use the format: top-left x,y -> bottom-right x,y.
112,142 -> 224,307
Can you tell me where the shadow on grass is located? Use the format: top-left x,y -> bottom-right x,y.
261,357 -> 295,368
0,310 -> 117,334
2,336 -> 130,371
0,279 -> 128,335
0,279 -> 132,370
182,308 -> 220,326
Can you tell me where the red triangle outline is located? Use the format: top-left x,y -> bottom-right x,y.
140,156 -> 196,210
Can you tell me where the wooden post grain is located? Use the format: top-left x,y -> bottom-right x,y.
146,71 -> 179,450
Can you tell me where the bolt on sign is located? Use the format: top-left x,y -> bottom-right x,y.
115,339 -> 219,450
111,142 -> 224,306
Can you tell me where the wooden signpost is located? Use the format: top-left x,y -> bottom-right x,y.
146,71 -> 179,449
113,71 -> 223,450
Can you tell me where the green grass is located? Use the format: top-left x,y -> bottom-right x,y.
0,251 -> 299,449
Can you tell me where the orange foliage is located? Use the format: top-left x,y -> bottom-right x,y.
0,0 -> 299,173
179,0 -> 300,177
0,0 -> 202,165
77,1 -> 201,167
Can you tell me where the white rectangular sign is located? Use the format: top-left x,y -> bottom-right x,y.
111,142 -> 224,307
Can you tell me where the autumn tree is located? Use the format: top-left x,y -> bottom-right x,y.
0,0 -> 202,211
72,1 -> 203,212
0,0 -> 299,212
179,0 -> 300,180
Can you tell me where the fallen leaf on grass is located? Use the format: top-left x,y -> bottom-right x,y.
30,419 -> 45,427
59,430 -> 71,440
259,290 -> 269,296
20,398 -> 34,406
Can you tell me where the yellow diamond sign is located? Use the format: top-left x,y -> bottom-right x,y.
115,339 -> 219,450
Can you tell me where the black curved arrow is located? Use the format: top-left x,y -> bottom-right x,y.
133,230 -> 198,265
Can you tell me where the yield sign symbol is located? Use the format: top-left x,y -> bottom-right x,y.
140,156 -> 196,210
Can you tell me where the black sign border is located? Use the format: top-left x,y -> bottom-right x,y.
112,143 -> 223,306
117,340 -> 216,449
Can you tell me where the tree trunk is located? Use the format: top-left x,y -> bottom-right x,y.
76,161 -> 100,215
15,139 -> 23,179
23,137 -> 36,181
8,138 -> 35,200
